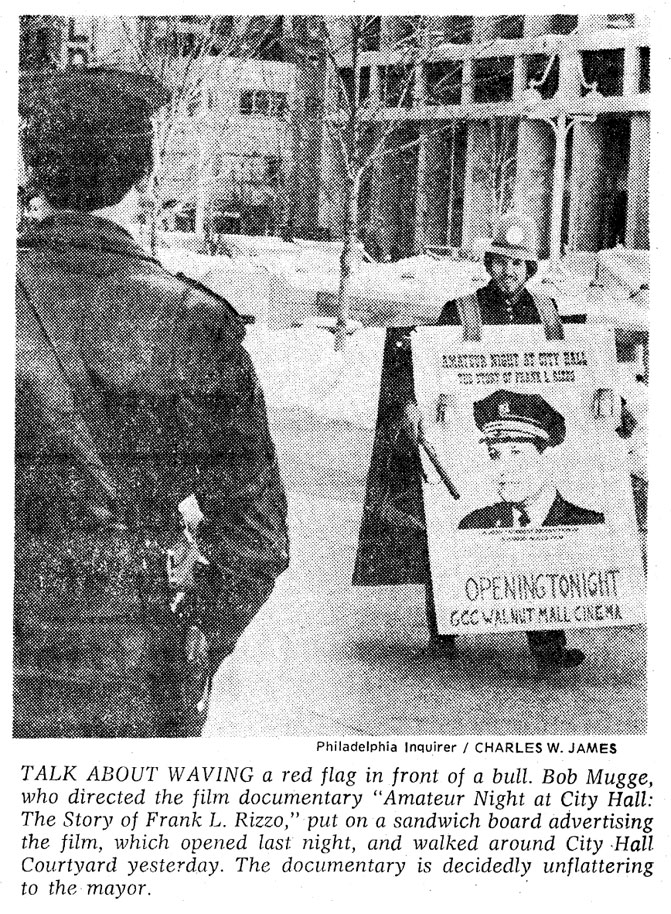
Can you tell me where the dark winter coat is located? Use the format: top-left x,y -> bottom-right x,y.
15,212 -> 288,737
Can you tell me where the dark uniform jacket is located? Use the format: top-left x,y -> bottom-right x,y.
15,212 -> 289,737
353,281 -> 548,586
458,492 -> 606,530
437,281 -> 547,327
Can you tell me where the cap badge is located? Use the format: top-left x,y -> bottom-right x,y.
505,224 -> 525,246
498,401 -> 511,417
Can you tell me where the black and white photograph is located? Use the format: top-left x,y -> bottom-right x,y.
456,387 -> 606,530
14,12 -> 649,742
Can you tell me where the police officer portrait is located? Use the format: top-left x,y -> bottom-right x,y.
457,390 -> 606,531
15,15 -> 649,738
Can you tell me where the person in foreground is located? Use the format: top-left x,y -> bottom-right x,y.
15,67 -> 288,737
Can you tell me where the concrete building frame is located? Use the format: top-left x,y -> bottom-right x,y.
19,15 -> 650,256
321,14 -> 650,260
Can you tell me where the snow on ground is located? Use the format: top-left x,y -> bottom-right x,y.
156,235 -> 648,333
243,326 -> 385,427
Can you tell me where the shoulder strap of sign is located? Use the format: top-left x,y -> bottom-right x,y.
453,291 -> 564,341
454,293 -> 482,341
530,291 -> 564,340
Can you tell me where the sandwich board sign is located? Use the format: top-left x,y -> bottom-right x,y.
412,325 -> 645,635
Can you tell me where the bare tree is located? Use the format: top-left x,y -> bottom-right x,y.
314,16 -> 426,350
310,15 -> 494,350
118,15 -> 286,252
478,117 -> 518,231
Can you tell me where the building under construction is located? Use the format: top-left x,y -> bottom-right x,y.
19,15 -> 650,259
321,14 -> 649,260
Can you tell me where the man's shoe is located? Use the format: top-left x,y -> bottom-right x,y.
427,634 -> 459,658
561,648 -> 585,668
535,647 -> 585,674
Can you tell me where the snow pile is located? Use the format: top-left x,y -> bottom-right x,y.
156,234 -> 649,333
243,325 -> 385,429
156,240 -> 482,327
529,253 -> 649,331
198,259 -> 274,325
278,253 -> 484,326
597,249 -> 649,296
157,247 -> 214,278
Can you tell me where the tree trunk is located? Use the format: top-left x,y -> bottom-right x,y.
147,115 -> 165,258
335,173 -> 358,352
148,172 -> 161,257
195,134 -> 207,239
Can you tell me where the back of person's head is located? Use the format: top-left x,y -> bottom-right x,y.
20,69 -> 161,212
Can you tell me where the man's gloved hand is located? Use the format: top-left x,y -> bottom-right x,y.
401,400 -> 425,445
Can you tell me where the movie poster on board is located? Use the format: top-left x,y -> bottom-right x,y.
412,325 -> 645,635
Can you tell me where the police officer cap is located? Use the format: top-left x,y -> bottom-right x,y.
483,212 -> 539,263
20,67 -> 170,211
473,389 -> 566,447
19,66 -> 169,124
